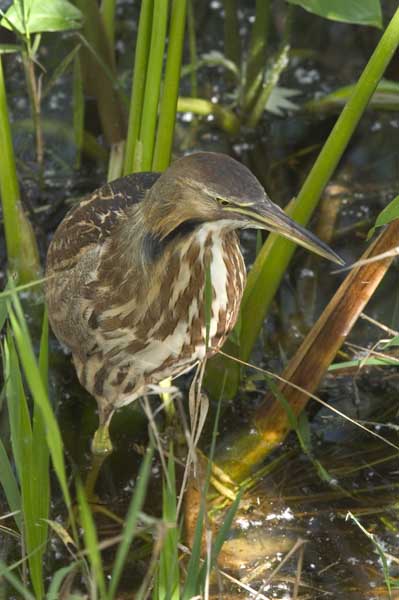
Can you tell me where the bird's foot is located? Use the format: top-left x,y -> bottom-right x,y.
91,422 -> 113,456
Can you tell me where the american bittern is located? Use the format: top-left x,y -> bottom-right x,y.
46,152 -> 341,454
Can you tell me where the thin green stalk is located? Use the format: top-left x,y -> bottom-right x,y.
0,56 -> 40,283
138,0 -> 168,171
153,0 -> 187,171
123,0 -> 153,175
0,56 -> 20,269
4,332 -> 46,599
154,447 -> 179,600
244,0 -> 270,109
101,0 -> 117,49
187,0 -> 198,98
239,5 -> 399,363
76,482 -> 106,599
22,47 -> 44,165
72,53 -> 84,168
222,0 -> 241,67
108,443 -> 154,599
75,0 -> 125,145
7,290 -> 75,535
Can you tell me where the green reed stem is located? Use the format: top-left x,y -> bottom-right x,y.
222,0 -> 241,66
244,0 -> 270,110
187,0 -> 198,98
0,56 -> 40,283
123,0 -> 153,174
153,0 -> 187,171
239,5 -> 399,363
0,57 -> 20,271
139,0 -> 168,171
101,0 -> 117,49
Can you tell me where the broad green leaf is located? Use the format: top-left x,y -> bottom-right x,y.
368,194 -> 399,239
286,0 -> 382,29
1,0 -> 83,34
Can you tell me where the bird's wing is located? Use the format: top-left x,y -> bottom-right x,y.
46,172 -> 161,273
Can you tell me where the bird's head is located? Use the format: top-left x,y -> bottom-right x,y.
143,152 -> 343,265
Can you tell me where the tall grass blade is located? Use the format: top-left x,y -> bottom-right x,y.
182,387 -> 225,598
199,489 -> 241,585
0,560 -> 35,600
101,0 -> 116,49
6,289 -> 73,520
123,0 -> 153,174
0,56 -> 40,282
152,0 -> 187,171
138,0 -> 168,171
0,438 -> 21,531
244,0 -> 270,109
222,0 -> 241,66
75,0 -> 125,145
154,446 -> 180,600
4,331 -> 45,599
76,482 -> 107,599
187,0 -> 198,98
108,443 -> 154,599
72,53 -> 84,168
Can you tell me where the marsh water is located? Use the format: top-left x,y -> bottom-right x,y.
1,1 -> 399,598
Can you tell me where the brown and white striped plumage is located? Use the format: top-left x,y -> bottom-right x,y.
46,153 -> 255,431
46,152 -> 341,446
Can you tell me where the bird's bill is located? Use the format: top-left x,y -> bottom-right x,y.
229,203 -> 344,265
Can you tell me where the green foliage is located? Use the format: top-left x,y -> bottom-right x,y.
153,0 -> 187,171
368,194 -> 399,239
268,378 -> 336,486
0,57 -> 40,282
76,482 -> 107,598
124,0 -> 187,174
109,443 -> 154,598
306,79 -> 399,113
347,512 -> 392,597
154,447 -> 180,600
286,0 -> 382,28
6,286 -> 73,519
0,0 -> 83,34
0,306 -> 51,599
206,5 -> 399,399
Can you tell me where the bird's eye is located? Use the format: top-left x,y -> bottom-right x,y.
217,197 -> 230,207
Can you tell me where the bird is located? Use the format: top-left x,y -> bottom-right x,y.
46,152 -> 342,454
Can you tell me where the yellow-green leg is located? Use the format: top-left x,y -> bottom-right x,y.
91,403 -> 114,455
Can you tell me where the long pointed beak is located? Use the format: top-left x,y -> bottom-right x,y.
228,202 -> 344,265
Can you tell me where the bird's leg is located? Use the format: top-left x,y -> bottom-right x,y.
91,401 -> 115,455
159,377 -> 175,420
